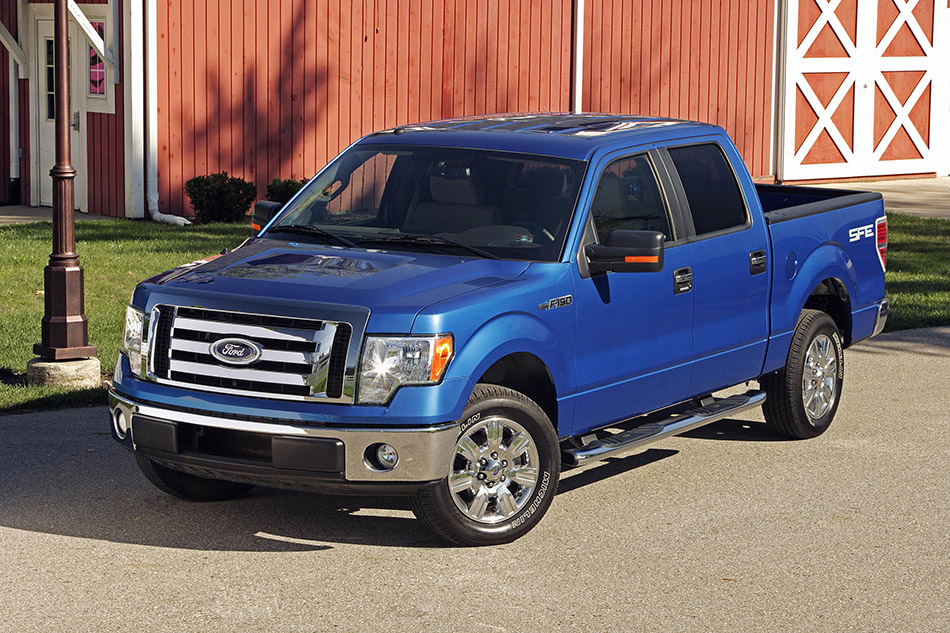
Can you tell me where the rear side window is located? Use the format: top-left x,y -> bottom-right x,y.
589,153 -> 673,244
668,143 -> 747,236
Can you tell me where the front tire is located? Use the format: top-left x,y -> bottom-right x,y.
411,384 -> 560,546
760,309 -> 844,439
135,455 -> 256,501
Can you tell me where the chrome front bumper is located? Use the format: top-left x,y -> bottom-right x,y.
109,391 -> 458,485
871,298 -> 889,338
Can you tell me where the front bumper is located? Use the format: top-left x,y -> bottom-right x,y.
109,391 -> 458,494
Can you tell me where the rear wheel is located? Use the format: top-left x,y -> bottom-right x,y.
411,384 -> 560,546
761,310 -> 844,439
135,455 -> 256,501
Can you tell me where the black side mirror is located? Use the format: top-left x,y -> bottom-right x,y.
585,230 -> 664,274
252,201 -> 283,231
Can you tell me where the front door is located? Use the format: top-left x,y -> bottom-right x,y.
571,150 -> 694,432
34,19 -> 85,209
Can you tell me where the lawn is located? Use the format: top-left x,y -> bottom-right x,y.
0,220 -> 253,412
0,213 -> 947,413
882,213 -> 950,331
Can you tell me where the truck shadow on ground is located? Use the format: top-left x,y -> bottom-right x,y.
0,411 -> 775,551
678,418 -> 787,442
0,413 -> 440,551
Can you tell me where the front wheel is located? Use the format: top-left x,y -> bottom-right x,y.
411,384 -> 560,546
760,309 -> 844,439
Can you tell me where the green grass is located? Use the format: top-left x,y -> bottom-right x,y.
0,220 -> 253,412
883,213 -> 950,332
0,213 -> 947,412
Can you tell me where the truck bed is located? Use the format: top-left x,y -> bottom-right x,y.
755,183 -> 882,224
756,183 -> 886,374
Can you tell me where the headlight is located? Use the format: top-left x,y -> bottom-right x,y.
122,305 -> 145,375
358,334 -> 453,404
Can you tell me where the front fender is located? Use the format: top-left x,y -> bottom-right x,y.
445,311 -> 572,408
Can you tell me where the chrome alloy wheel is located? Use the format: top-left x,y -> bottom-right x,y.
802,333 -> 838,422
449,417 -> 541,524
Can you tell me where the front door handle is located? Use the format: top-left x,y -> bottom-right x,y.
71,111 -> 80,131
673,267 -> 692,294
749,250 -> 767,275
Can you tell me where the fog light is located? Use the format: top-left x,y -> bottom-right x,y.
113,409 -> 129,439
376,444 -> 399,470
364,443 -> 399,471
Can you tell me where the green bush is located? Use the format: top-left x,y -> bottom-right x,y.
184,172 -> 258,224
266,177 -> 308,205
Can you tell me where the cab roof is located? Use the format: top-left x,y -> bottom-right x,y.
361,113 -> 720,161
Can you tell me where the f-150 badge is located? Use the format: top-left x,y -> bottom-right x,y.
539,295 -> 573,311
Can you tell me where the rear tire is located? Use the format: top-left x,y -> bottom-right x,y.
135,455 -> 256,501
760,310 -> 844,439
411,384 -> 560,546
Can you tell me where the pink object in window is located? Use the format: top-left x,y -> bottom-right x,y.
89,22 -> 105,95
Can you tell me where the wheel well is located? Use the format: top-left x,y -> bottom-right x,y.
804,278 -> 852,346
477,353 -> 559,429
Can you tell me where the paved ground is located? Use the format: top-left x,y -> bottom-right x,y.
0,327 -> 947,632
0,205 -> 111,226
822,177 -> 950,220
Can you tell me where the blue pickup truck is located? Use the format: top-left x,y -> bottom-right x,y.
110,114 -> 888,545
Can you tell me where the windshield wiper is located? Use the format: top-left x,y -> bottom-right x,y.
267,224 -> 358,248
359,234 -> 501,260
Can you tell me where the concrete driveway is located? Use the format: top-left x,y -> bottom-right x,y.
1,327 -> 947,632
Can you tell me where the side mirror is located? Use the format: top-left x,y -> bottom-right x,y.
584,230 -> 664,274
252,201 -> 283,231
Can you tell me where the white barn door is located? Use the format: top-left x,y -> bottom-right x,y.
779,0 -> 949,180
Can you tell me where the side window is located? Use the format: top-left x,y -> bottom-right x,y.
667,143 -> 747,236
589,154 -> 672,244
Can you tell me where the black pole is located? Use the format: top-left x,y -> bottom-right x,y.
33,0 -> 96,361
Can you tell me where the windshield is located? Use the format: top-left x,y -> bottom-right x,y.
269,145 -> 587,262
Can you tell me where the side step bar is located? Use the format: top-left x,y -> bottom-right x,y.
562,390 -> 766,467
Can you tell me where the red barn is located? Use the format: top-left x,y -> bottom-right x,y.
1,1 -> 947,218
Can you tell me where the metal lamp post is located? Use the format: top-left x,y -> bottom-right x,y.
31,0 -> 97,368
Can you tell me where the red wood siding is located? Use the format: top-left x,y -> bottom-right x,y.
85,0 -> 124,217
583,0 -> 777,178
156,0 -> 575,217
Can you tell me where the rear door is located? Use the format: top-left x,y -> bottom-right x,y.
659,141 -> 771,397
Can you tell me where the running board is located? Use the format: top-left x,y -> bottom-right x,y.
562,390 -> 766,467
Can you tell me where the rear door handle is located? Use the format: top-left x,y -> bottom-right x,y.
749,250 -> 767,275
674,267 -> 692,294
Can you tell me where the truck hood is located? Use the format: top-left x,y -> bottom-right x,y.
144,237 -> 530,331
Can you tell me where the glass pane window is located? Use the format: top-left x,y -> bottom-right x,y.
590,154 -> 672,243
89,22 -> 105,96
668,143 -> 748,236
45,39 -> 55,120
273,146 -> 587,262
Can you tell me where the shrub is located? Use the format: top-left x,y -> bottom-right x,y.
184,172 -> 258,224
266,177 -> 308,205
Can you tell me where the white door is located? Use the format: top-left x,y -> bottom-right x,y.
34,19 -> 86,209
779,0 -> 950,180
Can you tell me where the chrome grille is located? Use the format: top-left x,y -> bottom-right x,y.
148,305 -> 353,403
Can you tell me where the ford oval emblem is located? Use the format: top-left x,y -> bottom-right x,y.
210,338 -> 263,365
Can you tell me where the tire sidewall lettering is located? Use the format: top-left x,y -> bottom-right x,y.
510,470 -> 550,529
459,411 -> 481,435
831,330 -> 844,380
